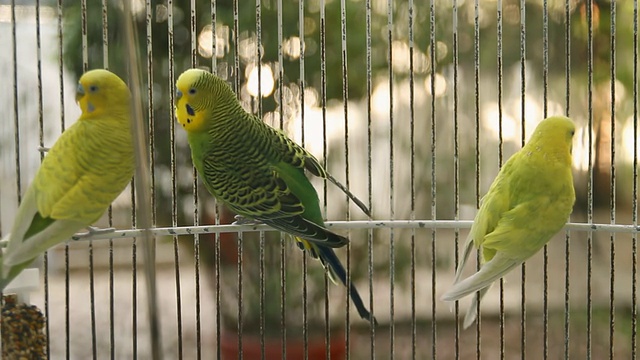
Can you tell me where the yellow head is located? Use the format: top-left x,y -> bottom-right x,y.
76,69 -> 130,119
174,68 -> 238,133
526,115 -> 576,162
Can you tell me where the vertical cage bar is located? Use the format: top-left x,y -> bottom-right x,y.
211,0 -> 217,73
6,0 -> 19,223
209,2 -> 222,358
632,2 -> 639,359
229,0 -> 243,355
131,181 -> 140,360
496,1 -> 505,358
254,2 -> 267,358
32,1 -> 53,358
296,0 -> 309,357
166,1 -> 184,358
145,0 -> 156,236
563,226 -> 571,360
386,0 -> 396,356
52,0 -> 67,356
586,0 -> 595,357
275,0 -> 287,357
408,0 -> 417,358
541,1 -> 550,358
237,228 -> 244,360
32,1 -> 49,358
80,0 -> 88,71
542,0 -> 548,115
608,1 -> 617,358
89,196 -> 97,360
452,1 -> 461,358
318,0 -> 330,356
279,230 -> 286,360
428,1 -> 437,359
79,1 -> 100,358
99,1 -> 117,357
214,206 -> 221,360
190,0 -> 196,65
473,1 -> 481,357
365,0 -> 376,356
60,0 -> 70,354
130,75 -> 139,360
254,4 -> 262,191
563,0 -> 572,357
190,1 -> 203,358
231,0 -> 240,93
338,0 -> 352,354
278,130 -> 287,349
35,1 -> 44,210
259,227 -> 266,360
65,233 -> 70,360
518,1 -> 527,357
215,203 -> 222,359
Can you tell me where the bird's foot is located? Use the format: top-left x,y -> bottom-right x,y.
232,215 -> 262,225
38,146 -> 50,153
73,226 -> 116,239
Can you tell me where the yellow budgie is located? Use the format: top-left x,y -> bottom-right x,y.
441,115 -> 576,328
1,69 -> 134,289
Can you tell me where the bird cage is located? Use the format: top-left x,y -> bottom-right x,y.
0,0 -> 637,358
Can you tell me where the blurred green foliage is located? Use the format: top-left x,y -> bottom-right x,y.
60,0 -> 637,325
61,1 -> 634,111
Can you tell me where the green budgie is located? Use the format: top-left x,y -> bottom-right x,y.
1,69 -> 134,289
174,68 -> 375,324
442,116 -> 576,328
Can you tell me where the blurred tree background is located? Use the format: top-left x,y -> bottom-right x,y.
57,0 -> 638,338
61,0 -> 638,221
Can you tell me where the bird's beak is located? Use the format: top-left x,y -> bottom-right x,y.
75,83 -> 85,103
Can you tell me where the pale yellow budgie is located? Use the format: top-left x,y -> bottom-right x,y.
1,69 -> 134,289
441,116 -> 576,328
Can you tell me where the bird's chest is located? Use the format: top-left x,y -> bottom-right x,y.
192,134 -> 273,182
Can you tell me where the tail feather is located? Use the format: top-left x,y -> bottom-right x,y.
441,252 -> 520,302
0,254 -> 36,291
263,216 -> 348,248
453,234 -> 476,284
462,286 -> 491,329
325,173 -> 371,217
311,246 -> 378,325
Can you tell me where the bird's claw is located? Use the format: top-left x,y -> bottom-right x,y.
73,226 -> 116,239
38,146 -> 50,153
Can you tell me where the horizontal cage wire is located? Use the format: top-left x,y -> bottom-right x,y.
0,0 -> 637,359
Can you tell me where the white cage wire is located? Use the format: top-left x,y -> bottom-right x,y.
0,0 -> 638,359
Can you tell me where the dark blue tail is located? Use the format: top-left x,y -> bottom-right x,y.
318,246 -> 378,325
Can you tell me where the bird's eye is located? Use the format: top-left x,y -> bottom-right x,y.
188,88 -> 197,95
89,85 -> 98,93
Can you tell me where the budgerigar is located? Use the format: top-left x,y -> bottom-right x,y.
441,115 -> 576,328
174,68 -> 375,324
1,69 -> 134,289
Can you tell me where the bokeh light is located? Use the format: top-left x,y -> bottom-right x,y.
246,63 -> 275,98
